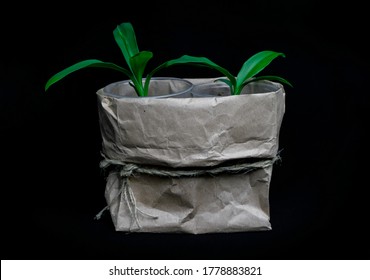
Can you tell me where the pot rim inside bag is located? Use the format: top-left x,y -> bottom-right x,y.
102,77 -> 194,99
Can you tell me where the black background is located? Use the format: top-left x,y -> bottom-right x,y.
2,0 -> 369,260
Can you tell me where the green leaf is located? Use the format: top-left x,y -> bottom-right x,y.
243,75 -> 293,88
235,51 -> 286,92
130,51 -> 153,85
145,55 -> 237,97
215,78 -> 233,87
44,59 -> 131,91
113,22 -> 140,72
147,55 -> 235,88
214,78 -> 235,94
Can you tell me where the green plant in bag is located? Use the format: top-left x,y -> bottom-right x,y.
157,51 -> 293,95
45,22 -> 292,96
210,50 -> 293,95
45,22 -> 201,96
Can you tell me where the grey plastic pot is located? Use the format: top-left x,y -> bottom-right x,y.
191,79 -> 281,97
101,77 -> 193,99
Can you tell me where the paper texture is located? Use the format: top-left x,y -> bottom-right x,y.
96,78 -> 285,233
105,166 -> 273,234
97,78 -> 285,168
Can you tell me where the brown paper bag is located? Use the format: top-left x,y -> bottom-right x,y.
95,78 -> 285,233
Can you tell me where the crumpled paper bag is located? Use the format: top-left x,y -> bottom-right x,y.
95,78 -> 285,233
97,78 -> 285,168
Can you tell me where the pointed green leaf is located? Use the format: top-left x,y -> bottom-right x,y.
145,55 -> 236,96
44,59 -> 131,91
113,22 -> 140,71
147,55 -> 235,88
235,51 -> 286,91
